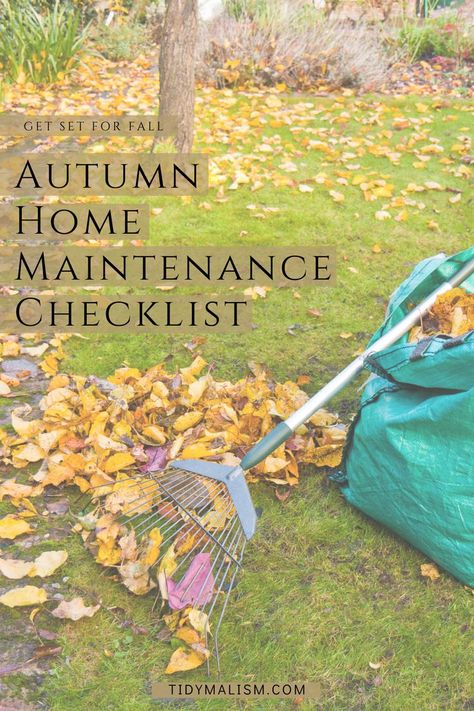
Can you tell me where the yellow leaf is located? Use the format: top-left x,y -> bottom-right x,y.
108,367 -> 142,384
157,545 -> 177,601
0,381 -> 11,396
263,456 -> 287,474
103,452 -> 135,474
29,550 -> 68,578
427,220 -> 440,232
0,585 -> 47,607
188,608 -> 210,636
243,286 -> 270,300
40,354 -> 59,377
187,375 -> 211,404
0,558 -> 33,579
329,190 -> 344,203
165,647 -> 207,674
173,411 -> 203,432
372,244 -> 382,254
38,429 -> 66,453
0,479 -> 34,501
420,563 -> 440,581
142,425 -> 167,444
303,443 -> 344,468
175,626 -> 201,645
13,443 -> 45,463
394,210 -> 408,222
0,515 -> 32,540
180,356 -> 207,381
180,442 -> 220,459
96,540 -> 122,566
2,341 -> 21,357
143,527 -> 163,566
11,406 -> 42,438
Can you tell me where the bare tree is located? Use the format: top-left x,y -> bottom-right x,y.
159,0 -> 198,152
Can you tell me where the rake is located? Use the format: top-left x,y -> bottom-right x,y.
80,254 -> 474,671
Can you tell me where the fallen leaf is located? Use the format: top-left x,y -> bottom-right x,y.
0,515 -> 32,540
29,550 -> 68,578
420,563 -> 440,581
51,597 -> 100,621
165,646 -> 207,674
0,585 -> 47,607
0,558 -> 33,579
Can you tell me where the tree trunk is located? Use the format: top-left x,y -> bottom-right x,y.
159,0 -> 198,153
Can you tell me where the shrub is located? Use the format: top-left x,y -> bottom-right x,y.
92,21 -> 151,61
0,0 -> 89,83
197,10 -> 396,91
398,15 -> 474,62
224,0 -> 269,21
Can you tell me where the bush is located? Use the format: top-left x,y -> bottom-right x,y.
0,0 -> 89,83
197,10 -> 396,91
398,15 -> 474,62
224,0 -> 269,21
93,21 -> 151,61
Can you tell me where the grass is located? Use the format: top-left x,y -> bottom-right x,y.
4,90 -> 474,710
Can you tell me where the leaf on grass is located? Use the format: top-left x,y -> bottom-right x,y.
29,550 -> 68,578
0,479 -> 35,501
51,597 -> 100,621
120,561 -> 155,595
0,558 -> 33,579
0,515 -> 32,540
165,646 -> 207,674
420,563 -> 440,581
0,585 -> 47,607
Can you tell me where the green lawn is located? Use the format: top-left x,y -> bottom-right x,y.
6,90 -> 474,710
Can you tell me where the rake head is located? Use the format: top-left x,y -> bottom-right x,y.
77,459 -> 257,671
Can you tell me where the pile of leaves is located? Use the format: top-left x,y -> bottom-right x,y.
1,355 -> 346,489
0,353 -> 346,672
409,287 -> 474,341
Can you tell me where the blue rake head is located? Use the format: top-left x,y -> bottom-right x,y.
167,459 -> 257,540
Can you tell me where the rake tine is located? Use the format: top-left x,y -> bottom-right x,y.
178,515 -> 241,605
146,485 -> 227,548
155,481 -> 242,567
194,522 -> 242,605
202,533 -> 244,625
172,501 -> 238,577
210,537 -> 245,675
118,488 -> 162,524
174,505 -> 238,596
131,479 -> 224,536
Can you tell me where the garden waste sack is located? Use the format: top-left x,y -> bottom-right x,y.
341,246 -> 474,586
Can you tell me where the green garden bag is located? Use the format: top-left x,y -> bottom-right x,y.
341,246 -> 474,586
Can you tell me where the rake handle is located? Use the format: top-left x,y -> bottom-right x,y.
240,255 -> 474,471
